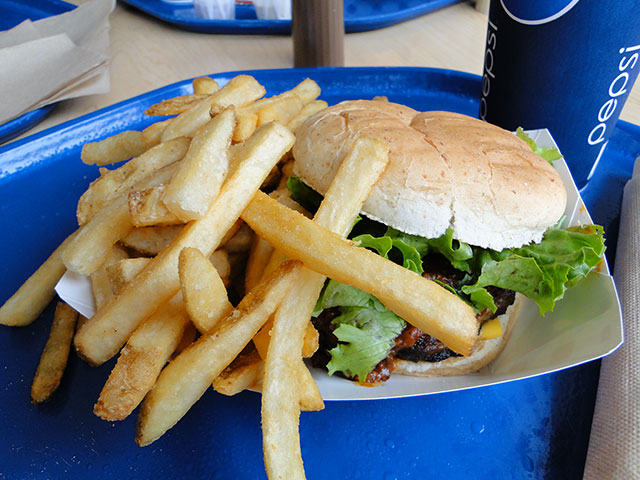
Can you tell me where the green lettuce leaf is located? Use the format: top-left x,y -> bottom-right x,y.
314,280 -> 403,381
327,307 -> 405,382
516,127 -> 563,164
287,176 -> 323,213
462,225 -> 605,315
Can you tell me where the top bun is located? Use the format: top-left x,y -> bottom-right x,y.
292,100 -> 567,250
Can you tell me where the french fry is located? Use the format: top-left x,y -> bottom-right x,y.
192,76 -> 220,95
179,247 -> 233,334
30,302 -> 78,403
222,222 -> 254,253
81,130 -> 150,167
257,95 -> 304,127
286,100 -> 329,134
62,163 -> 179,275
120,225 -> 183,256
144,94 -> 209,117
242,359 -> 321,411
74,122 -> 295,365
243,191 -> 479,356
372,95 -> 389,102
77,137 -> 190,225
232,110 -> 258,143
245,236 -> 274,292
94,293 -> 190,421
141,118 -> 173,146
295,361 -> 323,411
173,321 -> 197,358
0,231 -> 77,327
232,78 -> 321,142
161,75 -> 266,142
105,257 -> 152,295
128,185 -> 183,227
253,317 -> 318,361
135,260 -> 300,447
212,347 -> 263,396
261,138 -> 391,480
209,249 -> 231,284
163,107 -> 235,221
220,218 -> 243,247
89,245 -> 130,308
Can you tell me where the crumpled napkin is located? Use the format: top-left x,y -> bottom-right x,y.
0,0 -> 115,125
253,0 -> 291,20
194,0 -> 236,19
583,157 -> 640,478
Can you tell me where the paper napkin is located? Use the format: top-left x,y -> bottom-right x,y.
583,158 -> 640,478
253,0 -> 291,20
0,0 -> 115,125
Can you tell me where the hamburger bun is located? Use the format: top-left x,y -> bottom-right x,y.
293,100 -> 566,251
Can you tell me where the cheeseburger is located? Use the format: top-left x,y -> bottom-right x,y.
287,100 -> 605,384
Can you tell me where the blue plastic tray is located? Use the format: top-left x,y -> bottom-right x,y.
1,67 -> 638,480
0,0 -> 75,144
120,0 -> 462,34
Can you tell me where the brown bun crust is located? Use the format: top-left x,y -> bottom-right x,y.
394,294 -> 523,377
292,100 -> 566,250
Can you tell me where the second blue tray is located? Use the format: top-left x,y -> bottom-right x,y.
120,0 -> 462,34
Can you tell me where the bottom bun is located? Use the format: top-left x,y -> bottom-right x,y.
394,293 -> 524,377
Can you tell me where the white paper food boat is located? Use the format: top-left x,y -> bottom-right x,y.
56,129 -> 623,401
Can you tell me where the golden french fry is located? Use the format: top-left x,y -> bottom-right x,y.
257,95 -> 304,127
212,347 -> 264,396
254,189 -> 312,285
31,302 -> 78,403
77,137 -> 190,225
120,225 -> 183,256
172,321 -> 197,358
232,110 -> 258,143
105,257 -> 152,295
0,232 -> 77,327
232,78 -> 320,143
128,185 -> 183,227
141,118 -> 173,146
372,95 -> 389,102
94,293 -> 190,421
89,245 -> 130,308
144,94 -> 209,117
161,75 -> 265,142
209,249 -> 231,284
232,357 -> 320,411
135,260 -> 300,447
62,163 -> 179,275
163,107 -> 235,221
245,236 -> 274,293
192,76 -> 220,95
253,316 -> 318,360
81,130 -> 150,166
286,99 -> 329,134
295,361 -> 323,411
179,247 -> 233,334
220,218 -> 243,247
74,122 -> 295,366
288,78 -> 322,104
243,191 -> 478,356
262,137 -> 391,480
222,223 -> 254,253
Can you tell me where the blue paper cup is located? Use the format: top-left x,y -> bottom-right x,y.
479,0 -> 640,188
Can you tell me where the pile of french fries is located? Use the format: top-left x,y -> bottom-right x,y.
0,74 -> 477,479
